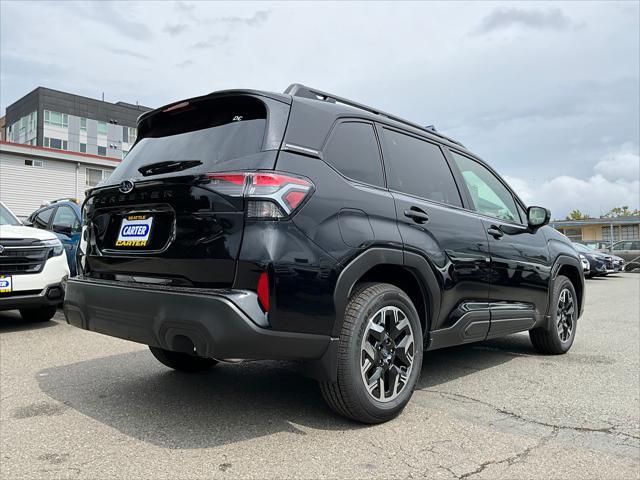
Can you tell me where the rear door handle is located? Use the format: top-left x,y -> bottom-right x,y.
487,225 -> 504,239
404,207 -> 429,224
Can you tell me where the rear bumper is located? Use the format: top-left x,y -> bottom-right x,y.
63,277 -> 334,364
0,283 -> 65,311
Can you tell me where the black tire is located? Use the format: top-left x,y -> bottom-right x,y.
529,275 -> 577,355
149,346 -> 218,372
19,305 -> 57,322
320,283 -> 423,424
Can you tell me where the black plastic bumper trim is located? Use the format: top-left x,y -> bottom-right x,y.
63,278 -> 332,362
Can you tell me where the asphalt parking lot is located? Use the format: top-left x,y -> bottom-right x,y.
1,274 -> 638,479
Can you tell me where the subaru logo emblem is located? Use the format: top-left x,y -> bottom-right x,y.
119,180 -> 135,194
0,245 -> 4,254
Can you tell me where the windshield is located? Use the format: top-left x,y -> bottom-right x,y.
573,243 -> 593,254
107,95 -> 273,183
0,203 -> 21,226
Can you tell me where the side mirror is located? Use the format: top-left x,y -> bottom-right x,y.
527,206 -> 550,229
52,223 -> 73,236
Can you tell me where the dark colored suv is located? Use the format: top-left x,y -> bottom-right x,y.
64,84 -> 585,423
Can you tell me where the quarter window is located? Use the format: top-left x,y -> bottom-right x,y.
381,128 -> 462,206
450,151 -> 521,223
323,122 -> 384,187
33,208 -> 53,229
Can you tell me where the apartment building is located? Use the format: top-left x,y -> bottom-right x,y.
4,87 -> 151,160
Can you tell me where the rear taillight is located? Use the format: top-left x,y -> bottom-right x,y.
206,171 -> 314,219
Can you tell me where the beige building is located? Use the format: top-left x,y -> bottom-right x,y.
550,217 -> 640,244
0,140 -> 120,217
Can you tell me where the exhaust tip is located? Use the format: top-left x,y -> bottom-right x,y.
171,335 -> 196,354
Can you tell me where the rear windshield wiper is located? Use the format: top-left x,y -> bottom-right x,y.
138,160 -> 202,176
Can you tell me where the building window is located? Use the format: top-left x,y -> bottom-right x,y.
80,143 -> 87,153
44,137 -> 68,150
80,117 -> 87,132
24,159 -> 44,167
561,227 -> 582,241
620,225 -> 639,240
44,110 -> 69,128
97,146 -> 107,156
86,168 -> 111,187
122,126 -> 136,143
97,121 -> 108,135
602,225 -> 640,242
602,226 -> 618,242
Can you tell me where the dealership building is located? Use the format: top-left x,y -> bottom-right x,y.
550,216 -> 640,244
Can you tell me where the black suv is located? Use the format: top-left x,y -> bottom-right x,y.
64,84 -> 585,423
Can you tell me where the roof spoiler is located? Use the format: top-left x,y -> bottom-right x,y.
284,83 -> 465,148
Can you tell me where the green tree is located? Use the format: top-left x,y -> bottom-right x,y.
566,209 -> 590,220
602,206 -> 640,218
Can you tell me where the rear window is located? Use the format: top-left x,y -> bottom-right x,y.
108,96 -> 272,182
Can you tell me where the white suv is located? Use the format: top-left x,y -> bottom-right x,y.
0,202 -> 69,322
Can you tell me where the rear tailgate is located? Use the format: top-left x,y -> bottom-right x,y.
81,91 -> 290,288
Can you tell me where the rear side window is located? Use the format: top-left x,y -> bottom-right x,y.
381,128 -> 462,206
109,96 -> 272,181
323,122 -> 384,187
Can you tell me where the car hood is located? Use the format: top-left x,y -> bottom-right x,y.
0,225 -> 58,241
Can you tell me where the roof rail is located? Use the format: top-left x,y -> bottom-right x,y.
284,83 -> 465,148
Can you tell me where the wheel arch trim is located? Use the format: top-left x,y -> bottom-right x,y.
549,254 -> 585,319
332,247 -> 441,338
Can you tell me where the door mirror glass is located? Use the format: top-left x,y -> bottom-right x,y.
527,206 -> 550,228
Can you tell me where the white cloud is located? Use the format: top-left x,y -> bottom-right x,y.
594,148 -> 640,181
505,147 -> 640,218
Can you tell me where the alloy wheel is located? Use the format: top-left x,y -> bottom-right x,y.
360,306 -> 415,403
556,288 -> 575,343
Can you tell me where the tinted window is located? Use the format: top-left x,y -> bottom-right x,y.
323,122 -> 384,187
33,208 -> 53,229
52,206 -> 79,230
110,96 -> 269,182
381,129 -> 461,206
450,152 -> 521,223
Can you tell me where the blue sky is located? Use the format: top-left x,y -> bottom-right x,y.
1,1 -> 638,218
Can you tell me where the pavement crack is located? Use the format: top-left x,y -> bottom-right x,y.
458,428 -> 559,479
424,389 -> 639,441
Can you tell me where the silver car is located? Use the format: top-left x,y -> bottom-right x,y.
609,240 -> 640,271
